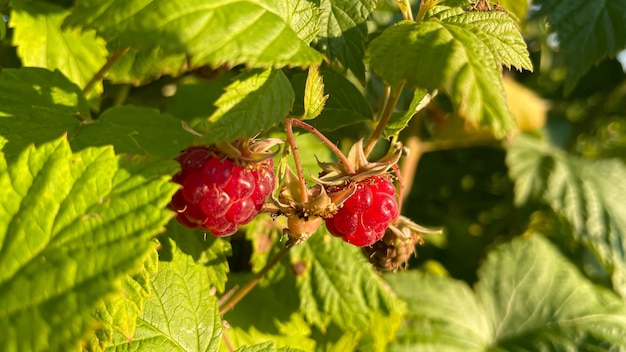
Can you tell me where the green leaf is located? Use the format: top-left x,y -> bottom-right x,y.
383,88 -> 434,139
497,0 -> 529,21
276,0 -> 321,44
534,0 -> 626,92
165,221 -> 231,293
0,137 -> 178,352
9,0 -> 108,97
385,235 -> 626,351
302,65 -> 328,120
234,341 -> 306,352
0,67 -> 88,158
368,20 -> 517,137
65,0 -> 324,69
289,231 -> 405,341
315,0 -> 376,81
108,239 -> 223,351
197,69 -> 294,144
385,273 -> 490,351
430,9 -> 533,71
71,105 -> 195,159
291,69 -> 373,132
87,248 -> 159,351
507,135 -> 626,298
106,48 -> 187,86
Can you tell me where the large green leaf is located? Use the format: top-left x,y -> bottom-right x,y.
0,68 -> 87,158
507,135 -> 626,298
533,0 -> 626,92
427,8 -> 532,71
9,0 -> 108,97
289,231 -> 406,348
64,0 -> 323,69
108,238 -> 223,351
196,69 -> 294,144
385,235 -> 626,351
71,105 -> 195,159
315,0 -> 377,81
368,20 -> 517,137
0,137 -> 178,352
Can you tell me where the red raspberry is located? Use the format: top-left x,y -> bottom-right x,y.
169,146 -> 275,236
324,176 -> 399,247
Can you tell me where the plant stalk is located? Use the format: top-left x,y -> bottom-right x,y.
285,117 -> 309,203
83,47 -> 130,96
219,245 -> 291,315
363,82 -> 405,157
289,118 -> 356,174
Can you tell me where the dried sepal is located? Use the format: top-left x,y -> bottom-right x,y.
212,137 -> 283,164
317,139 -> 403,185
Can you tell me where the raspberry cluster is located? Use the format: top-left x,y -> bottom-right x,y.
169,146 -> 274,236
325,176 -> 399,247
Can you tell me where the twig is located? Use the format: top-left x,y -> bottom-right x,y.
285,117 -> 309,203
83,47 -> 130,96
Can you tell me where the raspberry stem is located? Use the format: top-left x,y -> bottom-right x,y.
285,117 -> 309,203
288,118 -> 356,174
219,245 -> 291,315
363,82 -> 405,157
83,47 -> 130,98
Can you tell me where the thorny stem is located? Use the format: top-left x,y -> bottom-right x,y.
219,245 -> 291,315
363,82 -> 405,157
83,47 -> 130,96
288,117 -> 356,174
222,326 -> 234,352
285,117 -> 309,203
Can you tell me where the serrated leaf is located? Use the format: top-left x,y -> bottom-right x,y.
275,0 -> 321,44
383,88 -> 433,138
368,20 -> 517,137
385,235 -> 626,351
385,272 -> 490,351
71,105 -> 195,159
197,69 -> 294,144
86,248 -> 159,351
289,231 -> 405,336
106,48 -> 187,86
108,239 -> 223,351
166,221 -> 231,293
0,137 -> 178,352
234,341 -> 306,352
534,0 -> 626,92
430,10 -> 533,71
0,67 -> 88,158
316,0 -> 376,81
64,0 -> 323,69
302,65 -> 328,120
507,135 -> 626,298
9,0 -> 108,97
291,69 -> 373,131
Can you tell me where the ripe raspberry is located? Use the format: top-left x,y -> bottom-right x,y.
169,146 -> 275,237
324,175 -> 399,247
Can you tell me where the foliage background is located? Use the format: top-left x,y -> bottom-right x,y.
1,0 -> 626,351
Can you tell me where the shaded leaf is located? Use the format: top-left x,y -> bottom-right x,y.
0,67 -> 87,158
106,48 -> 187,86
315,0 -> 376,81
368,20 -> 517,137
10,0 -> 108,97
0,137 -> 178,352
507,135 -> 626,298
197,69 -> 294,144
108,238 -> 223,351
385,235 -> 626,351
533,0 -> 626,92
65,0 -> 323,69
71,105 -> 194,159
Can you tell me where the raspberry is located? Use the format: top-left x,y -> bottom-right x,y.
170,146 -> 275,236
324,175 -> 399,247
